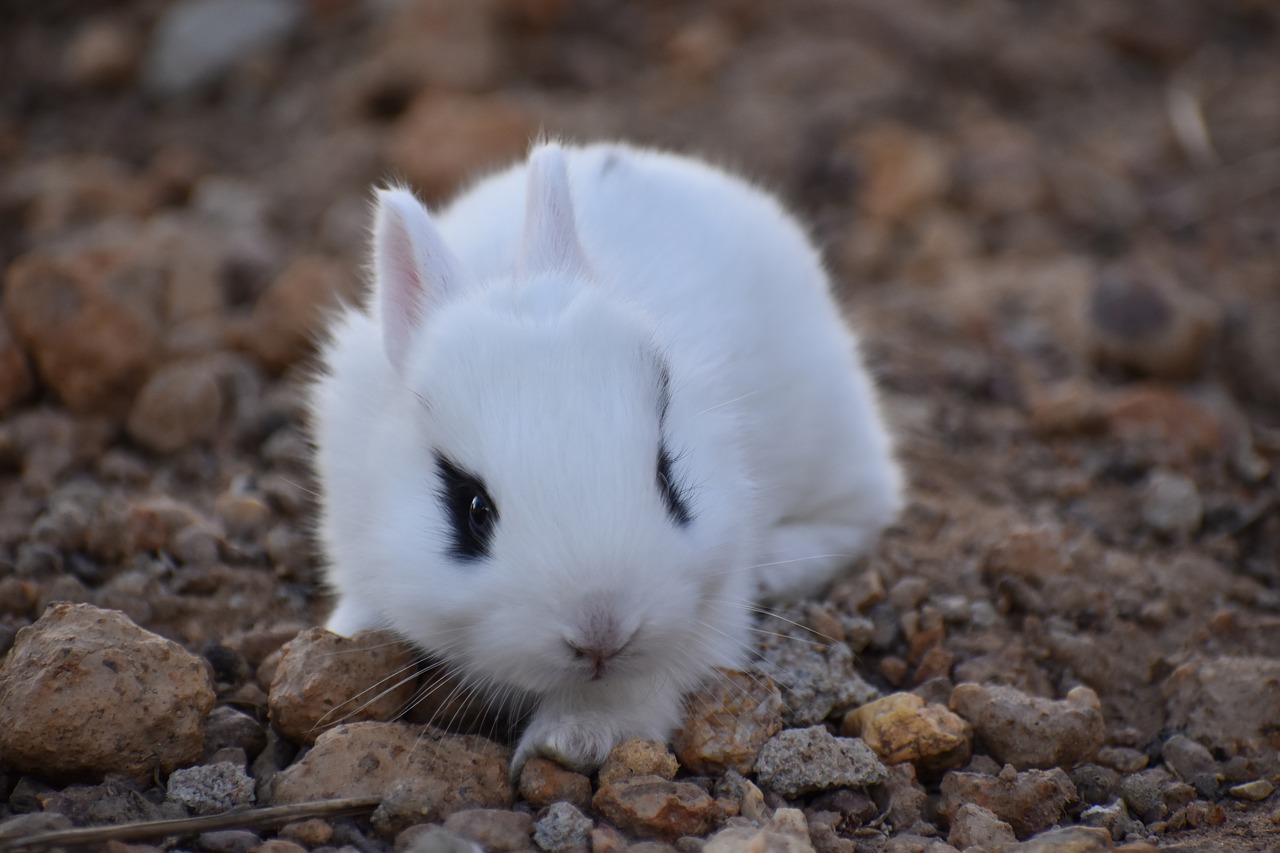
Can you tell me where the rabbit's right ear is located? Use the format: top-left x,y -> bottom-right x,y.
373,188 -> 466,372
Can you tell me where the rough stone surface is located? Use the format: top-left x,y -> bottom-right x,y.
269,721 -> 512,823
396,825 -> 483,853
947,803 -> 1016,849
754,726 -> 887,798
597,739 -> 680,786
938,765 -> 1077,839
703,808 -> 816,853
4,250 -> 162,415
126,358 -> 223,453
442,809 -> 534,852
268,628 -> 419,744
1160,734 -> 1217,782
165,761 -> 256,815
518,756 -> 593,811
591,775 -> 720,842
949,683 -> 1104,769
233,254 -> 355,374
0,603 -> 215,780
672,669 -> 785,775
755,638 -> 879,726
1163,656 -> 1280,774
842,692 -> 972,775
1009,825 -> 1112,852
532,801 -> 593,853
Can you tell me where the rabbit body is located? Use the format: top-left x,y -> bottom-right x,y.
310,142 -> 901,771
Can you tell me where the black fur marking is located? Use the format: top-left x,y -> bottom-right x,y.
435,453 -> 499,560
657,445 -> 692,527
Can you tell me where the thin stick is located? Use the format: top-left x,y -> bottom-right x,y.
0,797 -> 382,852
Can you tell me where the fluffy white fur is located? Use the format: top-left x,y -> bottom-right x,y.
310,142 -> 903,772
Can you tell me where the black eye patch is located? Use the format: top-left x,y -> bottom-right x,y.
435,454 -> 499,560
657,445 -> 692,527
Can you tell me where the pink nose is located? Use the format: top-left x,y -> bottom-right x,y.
565,639 -> 627,679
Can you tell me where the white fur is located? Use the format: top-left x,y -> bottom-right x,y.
309,141 -> 903,772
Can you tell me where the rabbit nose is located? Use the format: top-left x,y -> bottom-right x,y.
565,636 -> 631,679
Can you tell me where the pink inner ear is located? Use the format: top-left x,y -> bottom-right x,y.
374,188 -> 464,372
518,144 -> 590,277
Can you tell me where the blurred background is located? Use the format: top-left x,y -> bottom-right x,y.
0,0 -> 1279,756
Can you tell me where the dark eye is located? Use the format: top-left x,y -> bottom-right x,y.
436,454 -> 499,560
657,445 -> 692,527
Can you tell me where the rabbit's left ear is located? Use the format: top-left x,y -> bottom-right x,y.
517,142 -> 590,277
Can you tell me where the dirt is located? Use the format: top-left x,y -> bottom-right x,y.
2,0 -> 1279,850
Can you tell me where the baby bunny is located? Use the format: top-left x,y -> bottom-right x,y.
309,141 -> 902,772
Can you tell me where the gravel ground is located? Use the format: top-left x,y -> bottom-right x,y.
2,1 -> 1279,851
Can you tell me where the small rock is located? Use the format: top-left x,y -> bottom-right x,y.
852,123 -> 950,226
1163,656 -> 1280,775
126,358 -> 223,453
62,17 -> 140,88
1228,779 -> 1275,801
233,254 -> 356,374
387,95 -> 536,202
166,762 -> 256,815
983,525 -> 1072,582
878,762 -> 928,831
842,692 -> 972,775
1088,257 -> 1218,380
269,721 -> 512,821
0,603 -> 215,780
1010,825 -> 1112,852
755,637 -> 878,726
1159,734 -> 1217,781
268,628 -> 419,744
597,739 -> 679,786
397,825 -> 483,853
254,841 -> 307,853
4,249 -> 162,416
279,818 -> 333,847
196,829 -> 260,853
703,807 -> 815,853
0,813 -> 74,841
442,809 -> 533,852
1095,746 -> 1149,775
143,0 -> 302,96
754,726 -> 887,798
532,801 -> 593,853
672,669 -> 784,775
1079,798 -> 1141,841
518,756 -> 592,811
592,775 -> 720,842
1104,386 -> 1223,460
1070,764 -> 1121,806
946,803 -> 1016,849
938,766 -> 1077,839
949,683 -> 1104,769
1140,469 -> 1202,536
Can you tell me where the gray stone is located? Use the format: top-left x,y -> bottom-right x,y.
167,761 -> 256,815
754,726 -> 887,798
1141,469 -> 1202,536
1161,734 -> 1217,781
755,635 -> 879,726
144,0 -> 302,96
533,802 -> 593,852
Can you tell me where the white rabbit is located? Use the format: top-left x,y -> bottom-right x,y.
309,141 -> 902,772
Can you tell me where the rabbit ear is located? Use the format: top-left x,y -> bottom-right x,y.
373,187 -> 466,372
517,143 -> 590,277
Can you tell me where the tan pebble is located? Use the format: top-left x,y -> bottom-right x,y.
518,755 -> 593,811
591,775 -> 720,842
250,841 -> 306,853
0,603 -> 215,781
0,315 -> 34,417
671,669 -> 784,775
597,739 -> 679,786
850,123 -> 950,226
1228,779 -> 1275,801
234,255 -> 357,374
63,18 -> 139,88
442,809 -> 533,851
216,493 -> 273,540
842,692 -> 972,774
278,819 -> 333,847
268,628 -> 419,744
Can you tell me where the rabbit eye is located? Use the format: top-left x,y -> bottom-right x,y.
657,445 -> 692,527
436,454 -> 499,560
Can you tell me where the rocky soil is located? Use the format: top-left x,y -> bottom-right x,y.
2,0 -> 1280,851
